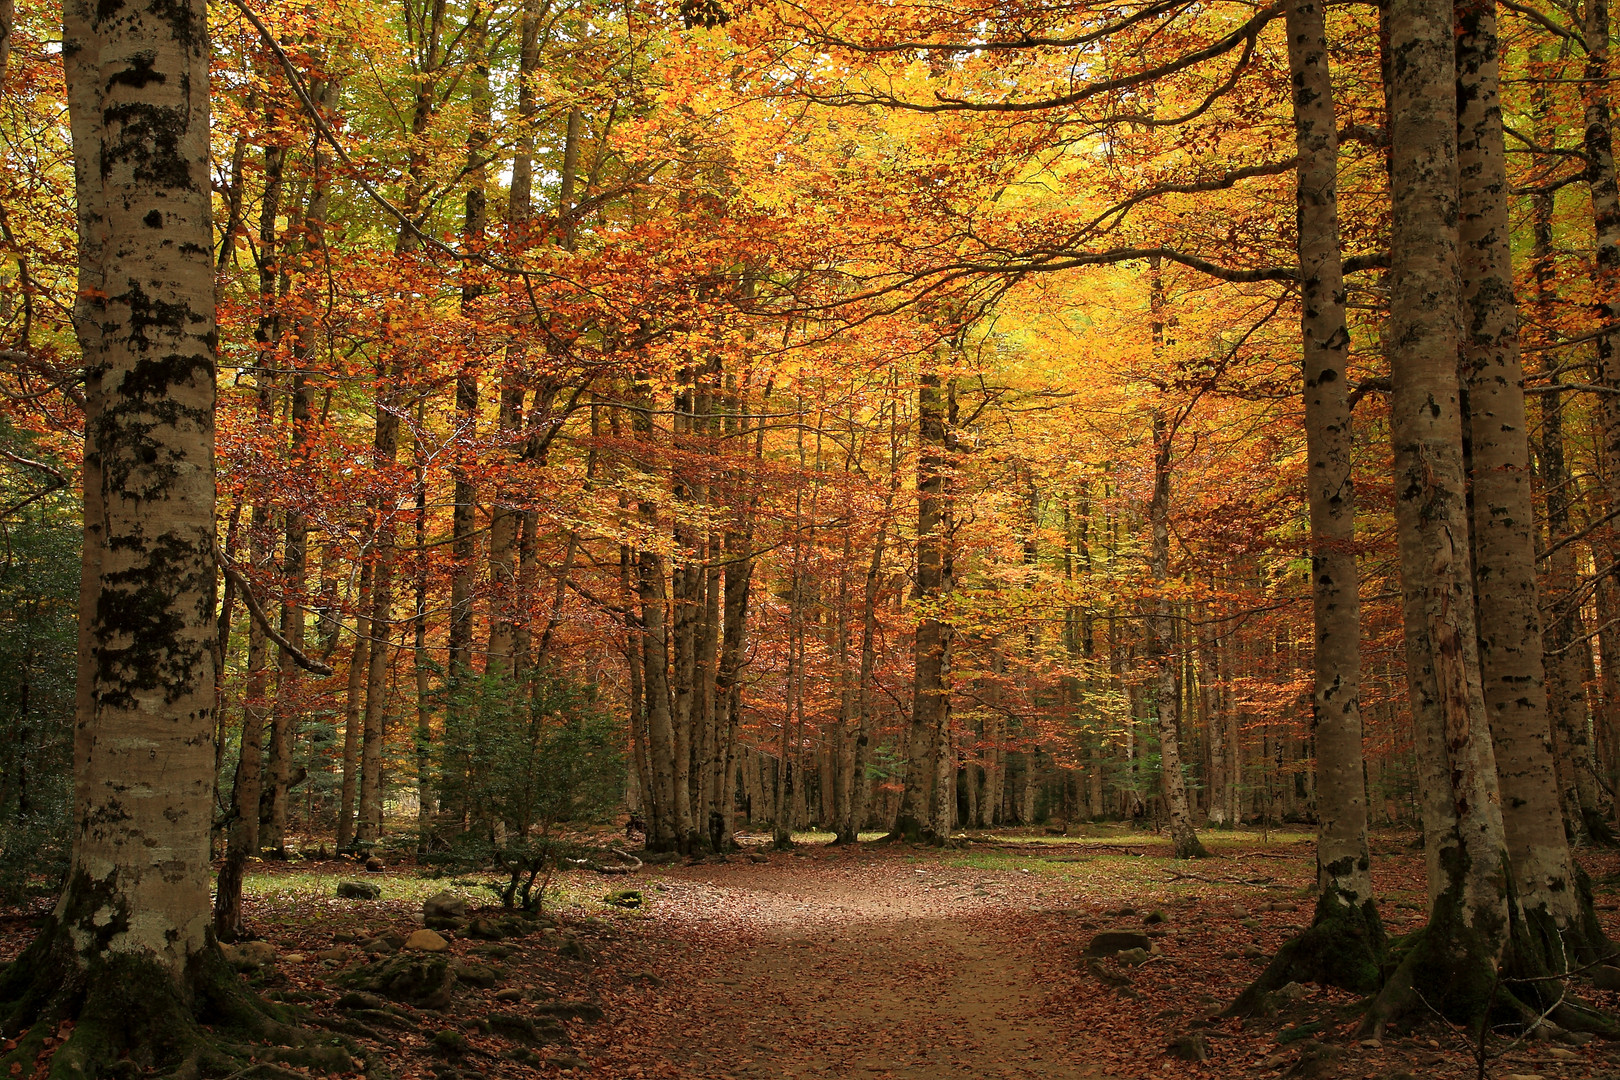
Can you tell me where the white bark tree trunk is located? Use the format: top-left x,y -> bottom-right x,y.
57,0 -> 217,972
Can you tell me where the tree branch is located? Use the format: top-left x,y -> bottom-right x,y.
215,540 -> 334,675
1498,0 -> 1586,47
797,5 -> 1283,114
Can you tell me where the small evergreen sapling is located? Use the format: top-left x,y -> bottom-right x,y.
429,669 -> 624,910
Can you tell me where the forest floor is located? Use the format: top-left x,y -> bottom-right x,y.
7,825 -> 1620,1079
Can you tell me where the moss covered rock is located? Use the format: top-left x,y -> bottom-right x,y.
343,954 -> 455,1009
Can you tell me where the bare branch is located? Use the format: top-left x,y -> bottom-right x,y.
797,5 -> 1283,114
215,541 -> 334,675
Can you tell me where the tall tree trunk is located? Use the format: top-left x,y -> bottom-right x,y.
1235,3 -> 1379,1006
1587,0 -> 1620,567
711,376 -> 761,851
694,531 -> 722,848
250,113 -> 295,858
712,558 -> 750,848
1146,260 -> 1208,860
265,496 -> 306,858
1593,575 -> 1620,810
688,377 -> 726,847
634,394 -> 680,851
353,0 -> 444,850
670,371 -> 703,851
413,413 -> 435,850
838,517 -> 889,843
267,65 -> 328,857
357,406 -> 398,847
1199,615 -> 1227,826
1533,53 -> 1599,852
892,368 -> 952,842
8,0 -> 240,1056
1367,0 -> 1514,1026
485,0 -> 538,681
1458,0 -> 1610,961
507,0 -> 540,233
486,377 -> 523,676
512,400 -> 547,678
775,527 -> 804,849
242,504 -> 272,858
215,558 -> 267,942
1289,0 -> 1373,929
1584,0 -> 1620,846
622,519 -> 654,841
832,529 -> 856,834
336,558 -> 372,851
212,504 -> 243,802
446,7 -> 488,690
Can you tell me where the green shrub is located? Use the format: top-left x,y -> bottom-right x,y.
427,667 -> 625,909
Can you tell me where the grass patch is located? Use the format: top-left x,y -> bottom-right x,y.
938,835 -> 1316,905
235,862 -> 607,920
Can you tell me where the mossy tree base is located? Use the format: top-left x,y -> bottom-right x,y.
1359,923 -> 1500,1038
1230,873 -> 1617,1038
1518,868 -> 1616,972
1578,809 -> 1620,849
0,918 -> 381,1080
1172,836 -> 1211,860
880,815 -> 944,846
1359,890 -> 1620,1041
1227,893 -> 1385,1017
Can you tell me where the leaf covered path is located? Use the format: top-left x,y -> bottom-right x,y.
8,831 -> 1615,1078
572,835 -> 1620,1080
631,854 -> 1101,1075
608,853 -> 1104,1080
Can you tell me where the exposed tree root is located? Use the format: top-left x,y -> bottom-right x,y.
1226,892 -> 1385,1017
0,917 -> 386,1080
1358,952 -> 1417,1041
880,817 -> 945,846
1518,878 -> 1616,973
308,1014 -> 403,1046
1549,1000 -> 1620,1038
1356,894 -> 1620,1042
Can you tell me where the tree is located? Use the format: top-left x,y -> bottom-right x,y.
0,0 -> 356,1069
1235,0 -> 1382,1006
891,361 -> 957,843
1366,0 -> 1515,1027
1145,259 -> 1209,860
7,0 -> 224,1023
1457,0 -> 1611,965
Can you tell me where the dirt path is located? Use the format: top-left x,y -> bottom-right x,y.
570,835 -> 1620,1079
608,852 -> 1109,1080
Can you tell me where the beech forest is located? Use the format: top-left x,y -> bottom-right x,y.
15,0 -> 1620,1074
